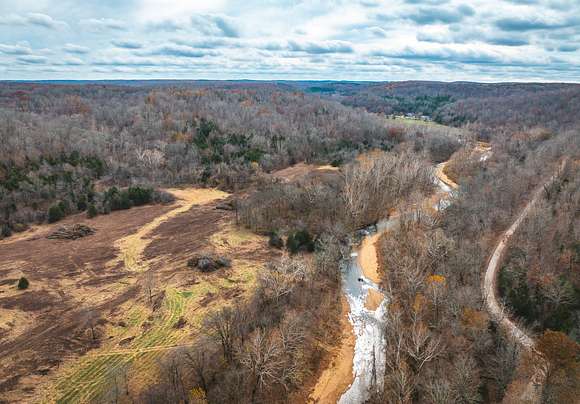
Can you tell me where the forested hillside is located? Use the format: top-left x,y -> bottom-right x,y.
0,81 -> 578,404
293,81 -> 580,132
370,129 -> 579,403
0,83 -> 460,238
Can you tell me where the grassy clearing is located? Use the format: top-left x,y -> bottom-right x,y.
41,199 -> 266,403
110,188 -> 228,272
48,289 -> 185,403
386,116 -> 444,128
48,277 -> 235,403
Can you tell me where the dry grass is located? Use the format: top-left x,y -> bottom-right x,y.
0,187 -> 273,403
42,197 -> 267,402
272,162 -> 341,183
109,188 -> 229,272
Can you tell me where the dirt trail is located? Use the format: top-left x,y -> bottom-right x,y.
435,160 -> 458,190
483,161 -> 565,403
309,297 -> 355,404
40,188 -> 230,403
109,188 -> 229,272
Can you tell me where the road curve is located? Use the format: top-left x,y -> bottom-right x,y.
483,160 -> 566,402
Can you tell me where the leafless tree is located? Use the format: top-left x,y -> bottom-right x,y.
239,329 -> 285,402
143,270 -> 156,305
406,320 -> 442,372
82,308 -> 99,342
204,307 -> 239,362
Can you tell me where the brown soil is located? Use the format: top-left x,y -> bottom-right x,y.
435,161 -> 459,190
309,296 -> 355,404
272,162 -> 341,184
358,233 -> 382,284
364,289 -> 383,311
0,187 -> 272,403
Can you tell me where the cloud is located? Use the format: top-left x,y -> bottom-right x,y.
287,40 -> 354,54
0,0 -> 578,81
27,13 -> 68,29
495,16 -> 575,31
417,29 -> 530,47
504,0 -> 538,4
147,19 -> 186,32
405,5 -> 475,24
147,44 -> 218,58
63,43 -> 90,54
92,56 -> 171,67
190,15 -> 241,38
17,55 -> 48,64
404,0 -> 450,4
0,13 -> 67,29
81,18 -> 126,32
557,44 -> 578,52
359,0 -> 381,7
213,16 -> 239,38
59,57 -> 85,65
371,45 -> 504,64
0,43 -> 32,55
112,40 -> 143,49
172,38 -> 236,49
488,37 -> 529,47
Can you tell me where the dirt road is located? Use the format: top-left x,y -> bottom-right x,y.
483,161 -> 565,402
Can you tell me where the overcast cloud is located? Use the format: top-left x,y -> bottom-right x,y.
0,0 -> 578,81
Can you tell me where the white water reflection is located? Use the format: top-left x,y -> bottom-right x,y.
338,163 -> 454,403
339,250 -> 387,404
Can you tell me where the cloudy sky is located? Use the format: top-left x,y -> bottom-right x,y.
0,0 -> 578,81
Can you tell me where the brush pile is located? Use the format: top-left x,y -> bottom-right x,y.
187,253 -> 231,272
47,224 -> 96,240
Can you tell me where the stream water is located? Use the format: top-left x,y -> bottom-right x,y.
338,234 -> 388,403
338,163 -> 453,403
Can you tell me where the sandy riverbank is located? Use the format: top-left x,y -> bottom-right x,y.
309,296 -> 355,404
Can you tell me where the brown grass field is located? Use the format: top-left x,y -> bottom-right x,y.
0,188 -> 275,403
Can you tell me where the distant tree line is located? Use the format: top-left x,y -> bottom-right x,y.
0,83 -> 459,237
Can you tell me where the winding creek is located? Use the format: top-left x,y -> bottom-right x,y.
338,248 -> 387,403
337,162 -> 455,403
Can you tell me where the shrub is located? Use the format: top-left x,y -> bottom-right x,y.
76,194 -> 88,211
152,190 -> 175,204
87,204 -> 98,218
47,204 -> 65,223
127,186 -> 153,206
286,230 -> 315,254
245,148 -> 264,163
17,277 -> 29,290
105,187 -> 132,211
12,222 -> 29,233
1,224 -> 12,238
268,232 -> 284,249
58,200 -> 69,214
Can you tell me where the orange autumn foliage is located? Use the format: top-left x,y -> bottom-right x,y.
427,274 -> 446,285
461,308 -> 489,331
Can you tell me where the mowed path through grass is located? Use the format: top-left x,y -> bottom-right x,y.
39,188 -> 261,403
52,288 -> 186,403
